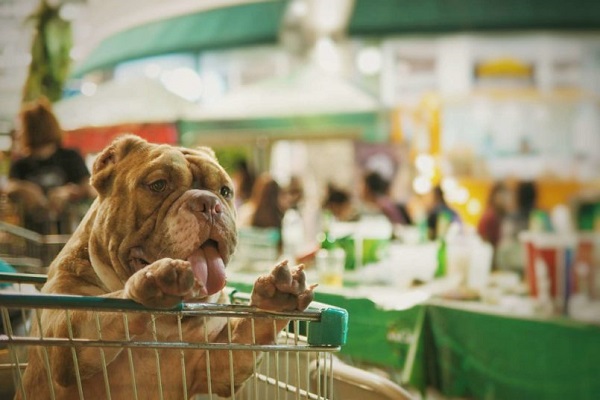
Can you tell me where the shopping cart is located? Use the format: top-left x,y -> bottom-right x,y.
0,221 -> 69,273
0,272 -> 348,400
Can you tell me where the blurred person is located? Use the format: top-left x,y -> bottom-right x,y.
361,171 -> 411,226
252,177 -> 286,230
237,173 -> 286,230
237,173 -> 287,255
502,180 -> 551,234
282,175 -> 304,211
425,185 -> 459,240
496,180 -> 546,272
231,159 -> 255,208
7,97 -> 95,234
477,181 -> 509,249
510,180 -> 551,232
322,183 -> 358,222
512,180 -> 537,232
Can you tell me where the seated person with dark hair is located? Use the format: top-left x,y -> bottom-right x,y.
361,171 -> 411,225
425,185 -> 459,240
8,97 -> 96,234
322,183 -> 359,222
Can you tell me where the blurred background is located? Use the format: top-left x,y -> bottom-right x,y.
2,0 -> 600,227
1,1 -> 600,399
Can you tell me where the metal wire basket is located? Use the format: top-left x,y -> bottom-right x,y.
0,222 -> 69,273
0,273 -> 348,400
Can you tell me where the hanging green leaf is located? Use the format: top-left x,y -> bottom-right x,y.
22,0 -> 73,103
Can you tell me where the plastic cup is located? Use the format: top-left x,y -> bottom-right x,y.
316,248 -> 345,287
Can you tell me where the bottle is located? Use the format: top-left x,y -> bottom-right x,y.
359,215 -> 392,266
433,210 -> 452,278
417,216 -> 428,244
435,237 -> 447,278
318,211 -> 336,250
281,207 -> 304,261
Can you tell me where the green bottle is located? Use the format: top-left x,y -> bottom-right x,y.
435,238 -> 446,278
319,211 -> 336,250
433,211 -> 452,278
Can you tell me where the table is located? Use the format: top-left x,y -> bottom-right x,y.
410,301 -> 600,400
228,272 -> 600,400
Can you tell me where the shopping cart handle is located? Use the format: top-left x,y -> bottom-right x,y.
0,272 -> 48,285
0,292 -> 184,312
307,304 -> 348,347
229,288 -> 348,347
0,275 -> 349,347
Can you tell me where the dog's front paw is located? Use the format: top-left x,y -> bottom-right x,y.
250,260 -> 316,312
125,258 -> 195,308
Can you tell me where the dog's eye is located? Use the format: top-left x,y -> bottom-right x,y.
149,179 -> 167,193
220,186 -> 233,199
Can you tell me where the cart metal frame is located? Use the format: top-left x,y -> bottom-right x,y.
0,273 -> 348,400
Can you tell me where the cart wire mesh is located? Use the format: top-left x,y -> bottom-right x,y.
0,273 -> 348,400
0,222 -> 69,273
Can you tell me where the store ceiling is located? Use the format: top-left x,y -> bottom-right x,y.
72,1 -> 290,78
2,0 -> 600,132
73,0 -> 600,77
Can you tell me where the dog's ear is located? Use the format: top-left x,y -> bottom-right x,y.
91,134 -> 147,195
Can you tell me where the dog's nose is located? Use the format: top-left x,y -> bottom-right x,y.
189,191 -> 223,217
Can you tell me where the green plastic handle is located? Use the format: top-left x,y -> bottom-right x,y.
0,272 -> 48,285
0,293 -> 183,312
307,306 -> 348,347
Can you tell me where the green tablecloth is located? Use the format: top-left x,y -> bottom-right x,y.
228,277 -> 600,399
417,304 -> 600,400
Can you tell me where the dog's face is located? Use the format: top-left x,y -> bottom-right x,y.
86,135 -> 237,299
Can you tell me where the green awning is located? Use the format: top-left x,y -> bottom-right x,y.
177,111 -> 388,147
72,1 -> 289,77
73,0 -> 600,78
349,0 -> 600,35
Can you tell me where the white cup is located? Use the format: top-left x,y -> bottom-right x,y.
316,248 -> 345,287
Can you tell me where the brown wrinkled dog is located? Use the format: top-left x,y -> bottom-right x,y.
17,135 -> 314,400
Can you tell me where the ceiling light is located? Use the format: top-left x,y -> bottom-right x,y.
314,37 -> 341,73
356,47 -> 382,76
160,67 -> 202,102
144,63 -> 162,79
81,82 -> 97,96
413,176 -> 432,195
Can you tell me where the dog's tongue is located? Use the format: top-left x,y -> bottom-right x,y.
187,242 -> 226,296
